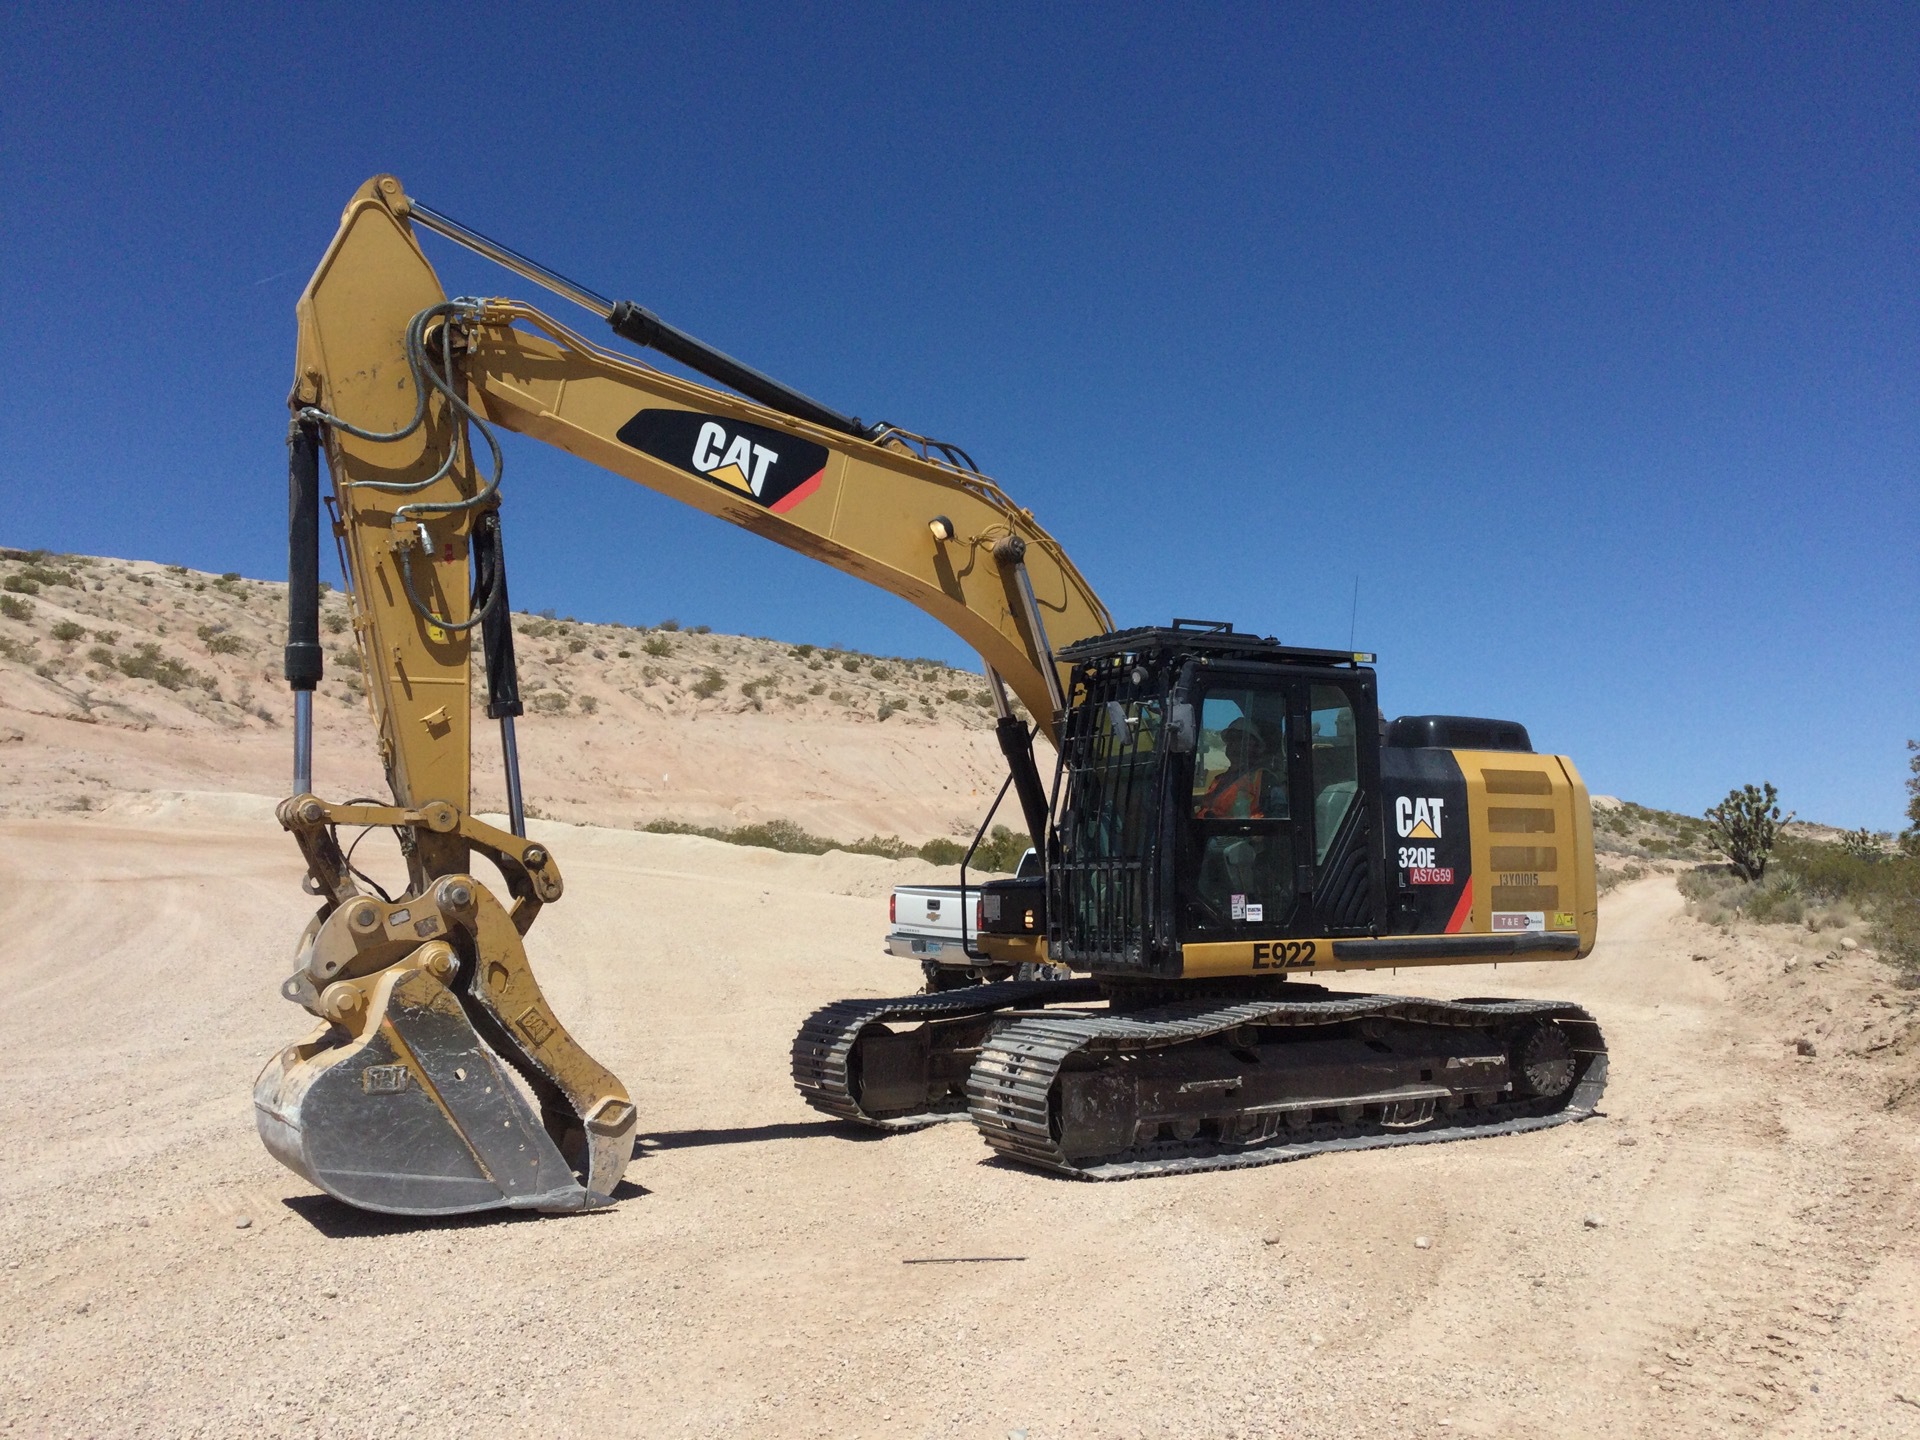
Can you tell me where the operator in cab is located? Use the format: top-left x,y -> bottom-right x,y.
1195,717 -> 1286,819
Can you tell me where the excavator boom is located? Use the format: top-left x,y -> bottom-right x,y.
259,175 -> 1106,1215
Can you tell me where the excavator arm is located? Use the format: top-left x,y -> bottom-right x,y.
255,175 -> 1110,1216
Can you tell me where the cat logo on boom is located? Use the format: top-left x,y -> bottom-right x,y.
617,409 -> 830,514
1395,795 -> 1445,840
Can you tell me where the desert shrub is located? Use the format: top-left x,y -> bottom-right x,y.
972,825 -> 1032,874
92,629 -> 117,644
917,837 -> 967,866
691,668 -> 725,698
0,594 -> 32,620
689,624 -> 711,634
165,564 -> 187,576
1745,877 -> 1803,926
616,649 -> 632,659
197,624 -> 245,655
840,656 -> 862,672
51,621 -> 85,642
1775,836 -> 1888,905
808,680 -> 827,695
0,636 -> 35,663
645,817 -> 829,855
568,637 -> 589,653
1871,863 -> 1919,980
3,576 -> 40,596
116,643 -> 203,692
643,635 -> 674,657
791,643 -> 816,658
577,694 -> 599,715
1597,862 -> 1646,896
657,618 -> 680,632
11,565 -> 77,588
1770,834 -> 1919,979
869,663 -> 893,680
829,689 -> 849,704
641,816 -> 972,867
86,645 -> 116,666
324,611 -> 348,634
944,687 -> 972,704
530,691 -> 570,714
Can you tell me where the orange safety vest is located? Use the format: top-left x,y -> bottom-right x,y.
1197,768 -> 1268,819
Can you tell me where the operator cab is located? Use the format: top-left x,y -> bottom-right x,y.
1043,621 -> 1386,977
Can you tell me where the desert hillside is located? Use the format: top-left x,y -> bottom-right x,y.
0,547 -> 1021,844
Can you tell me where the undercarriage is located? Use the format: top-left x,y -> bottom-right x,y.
793,978 -> 1606,1178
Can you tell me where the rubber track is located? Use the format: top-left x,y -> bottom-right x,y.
965,993 -> 1608,1179
791,978 -> 1105,1128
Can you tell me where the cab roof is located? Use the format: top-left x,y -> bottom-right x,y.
1059,620 -> 1374,670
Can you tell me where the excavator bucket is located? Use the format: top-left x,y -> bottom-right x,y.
255,963 -> 604,1216
253,847 -> 635,1218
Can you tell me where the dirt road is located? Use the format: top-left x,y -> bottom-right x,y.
1,796 -> 1915,1438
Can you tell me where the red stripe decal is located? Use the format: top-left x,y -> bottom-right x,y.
769,468 -> 824,514
1444,877 -> 1474,934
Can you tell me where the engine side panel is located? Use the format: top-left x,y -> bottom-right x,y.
1380,747 -> 1474,935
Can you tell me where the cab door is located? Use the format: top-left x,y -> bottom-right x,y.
1176,671 -> 1301,941
1293,675 -> 1385,935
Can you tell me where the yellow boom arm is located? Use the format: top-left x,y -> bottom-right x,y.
255,174 -> 1109,1218
293,175 -> 1108,829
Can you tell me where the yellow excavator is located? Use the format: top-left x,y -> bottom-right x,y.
256,175 -> 1605,1215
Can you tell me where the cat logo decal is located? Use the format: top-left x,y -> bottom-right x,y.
617,410 -> 829,514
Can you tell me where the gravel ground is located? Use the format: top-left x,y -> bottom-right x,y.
1,795 -> 1915,1439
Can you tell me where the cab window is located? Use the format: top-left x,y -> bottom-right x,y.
1184,685 -> 1292,935
1309,684 -> 1359,862
1191,690 -> 1289,819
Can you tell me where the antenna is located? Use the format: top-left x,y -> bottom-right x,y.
1348,575 -> 1360,650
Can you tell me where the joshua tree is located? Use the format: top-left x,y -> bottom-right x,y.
1706,782 -> 1793,882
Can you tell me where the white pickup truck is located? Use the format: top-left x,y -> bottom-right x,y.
887,850 -> 1055,990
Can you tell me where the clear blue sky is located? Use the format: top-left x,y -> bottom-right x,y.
2,5 -> 1914,828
